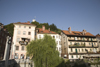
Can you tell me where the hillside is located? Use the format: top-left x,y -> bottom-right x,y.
4,21 -> 61,36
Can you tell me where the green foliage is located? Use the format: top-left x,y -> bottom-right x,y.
4,23 -> 14,36
3,21 -> 61,36
27,35 -> 62,67
31,21 -> 61,34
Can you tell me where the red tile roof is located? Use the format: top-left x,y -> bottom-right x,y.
96,34 -> 100,37
37,28 -> 57,34
62,30 -> 94,36
14,21 -> 36,26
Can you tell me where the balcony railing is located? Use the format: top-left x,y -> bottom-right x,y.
19,41 -> 28,45
69,52 -> 100,55
69,43 -> 85,48
68,39 -> 97,42
69,44 -> 98,48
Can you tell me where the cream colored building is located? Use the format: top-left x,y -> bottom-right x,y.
61,27 -> 100,60
36,26 -> 61,56
96,34 -> 100,52
11,21 -> 36,59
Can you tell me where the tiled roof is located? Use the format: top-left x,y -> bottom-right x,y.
62,30 -> 94,36
14,21 -> 36,26
37,28 -> 57,34
96,34 -> 100,37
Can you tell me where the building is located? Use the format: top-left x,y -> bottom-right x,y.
36,26 -> 61,56
0,23 -> 11,60
96,34 -> 100,52
11,21 -> 36,59
61,27 -> 100,60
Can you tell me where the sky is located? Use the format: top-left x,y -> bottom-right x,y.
0,0 -> 100,35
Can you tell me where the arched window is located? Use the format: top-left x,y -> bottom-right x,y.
20,54 -> 24,59
15,53 -> 18,59
28,32 -> 31,35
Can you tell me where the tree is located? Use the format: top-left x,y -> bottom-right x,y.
49,24 -> 57,31
4,23 -> 14,36
27,35 -> 61,67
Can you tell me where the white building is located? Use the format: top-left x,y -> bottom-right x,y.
36,26 -> 61,56
11,21 -> 36,59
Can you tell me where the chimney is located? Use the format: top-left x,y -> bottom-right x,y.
82,29 -> 87,35
68,27 -> 71,33
48,28 -> 50,31
42,25 -> 45,31
27,21 -> 30,24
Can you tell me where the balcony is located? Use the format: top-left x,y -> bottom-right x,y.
19,41 -> 28,45
69,43 -> 98,48
69,51 -> 100,55
69,44 -> 85,48
68,38 -> 97,42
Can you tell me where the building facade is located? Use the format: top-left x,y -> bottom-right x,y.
11,21 -> 36,59
96,34 -> 100,52
0,23 -> 11,60
36,26 -> 61,56
61,27 -> 100,60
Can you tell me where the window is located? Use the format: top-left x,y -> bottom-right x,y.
22,46 -> 24,50
16,46 -> 19,50
71,48 -> 73,52
39,35 -> 41,39
18,31 -> 21,34
92,42 -> 93,45
75,37 -> 77,40
23,31 -> 26,35
28,32 -> 31,35
76,55 -> 78,58
29,27 -> 31,29
17,38 -> 20,42
99,41 -> 100,43
19,25 -> 21,28
70,42 -> 72,45
15,53 -> 18,59
71,55 -> 73,58
91,38 -> 92,41
94,43 -> 96,45
84,42 -> 85,45
53,36 -> 55,38
83,37 -> 85,40
82,49 -> 83,51
89,42 -> 91,45
79,49 -> 80,52
90,49 -> 92,51
56,36 -> 58,38
24,26 -> 26,28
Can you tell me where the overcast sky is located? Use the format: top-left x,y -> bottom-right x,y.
0,0 -> 100,35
